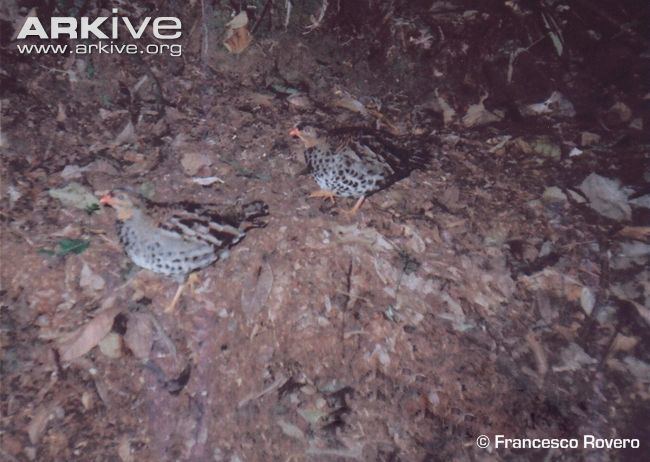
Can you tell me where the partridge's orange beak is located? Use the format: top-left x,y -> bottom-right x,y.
99,194 -> 114,205
289,127 -> 300,138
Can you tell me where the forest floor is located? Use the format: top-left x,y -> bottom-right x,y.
1,2 -> 649,461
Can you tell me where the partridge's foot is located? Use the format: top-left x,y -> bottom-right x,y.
309,189 -> 337,203
165,273 -> 200,313
342,196 -> 366,218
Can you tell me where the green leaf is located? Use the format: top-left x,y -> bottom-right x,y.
100,94 -> 111,107
138,182 -> 156,199
56,239 -> 90,256
86,62 -> 95,79
85,203 -> 100,214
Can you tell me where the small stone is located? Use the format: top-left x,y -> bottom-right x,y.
60,164 -> 84,179
542,186 -> 568,203
629,118 -> 643,130
580,287 -> 595,316
608,102 -> 632,123
98,332 -> 123,358
79,263 -> 105,292
25,447 -> 37,461
580,131 -> 601,146
81,391 -> 93,411
181,151 -> 212,176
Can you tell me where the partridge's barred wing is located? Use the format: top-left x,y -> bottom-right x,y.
149,200 -> 268,248
329,126 -> 434,182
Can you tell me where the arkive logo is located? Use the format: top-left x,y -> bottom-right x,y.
16,8 -> 182,40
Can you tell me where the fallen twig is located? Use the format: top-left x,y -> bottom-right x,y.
238,374 -> 288,408
284,0 -> 293,29
252,0 -> 273,35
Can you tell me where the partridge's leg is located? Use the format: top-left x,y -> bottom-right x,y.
165,273 -> 200,313
308,189 -> 337,203
343,196 -> 366,217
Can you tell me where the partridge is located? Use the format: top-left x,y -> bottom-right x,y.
100,190 -> 268,311
289,124 -> 432,214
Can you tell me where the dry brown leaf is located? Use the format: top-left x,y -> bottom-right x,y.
522,91 -> 575,118
333,224 -> 394,251
277,419 -> 305,440
439,185 -> 462,210
611,333 -> 639,352
618,226 -> 650,241
580,131 -> 601,146
554,343 -> 596,372
433,90 -> 457,125
223,11 -> 251,54
26,408 -> 50,445
118,435 -> 134,462
113,120 -> 136,145
56,102 -> 67,122
124,313 -> 154,360
608,102 -> 632,123
403,225 -> 426,254
334,92 -> 368,116
526,332 -> 548,377
579,173 -> 631,221
521,268 -> 590,308
629,117 -> 643,130
623,357 -> 650,382
98,332 -> 123,358
26,404 -> 61,444
249,92 -> 275,108
287,93 -> 313,109
226,11 -> 249,29
79,262 -> 106,293
513,137 -> 532,154
57,304 -> 121,361
241,262 -> 274,319
181,151 -> 212,176
462,94 -> 503,127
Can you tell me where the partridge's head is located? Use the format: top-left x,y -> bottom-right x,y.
100,190 -> 141,221
289,123 -> 321,148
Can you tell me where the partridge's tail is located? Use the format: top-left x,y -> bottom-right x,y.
331,125 -> 436,173
394,133 -> 438,170
240,200 -> 269,231
374,136 -> 436,178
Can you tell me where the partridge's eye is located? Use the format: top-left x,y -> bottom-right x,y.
296,122 -> 306,130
